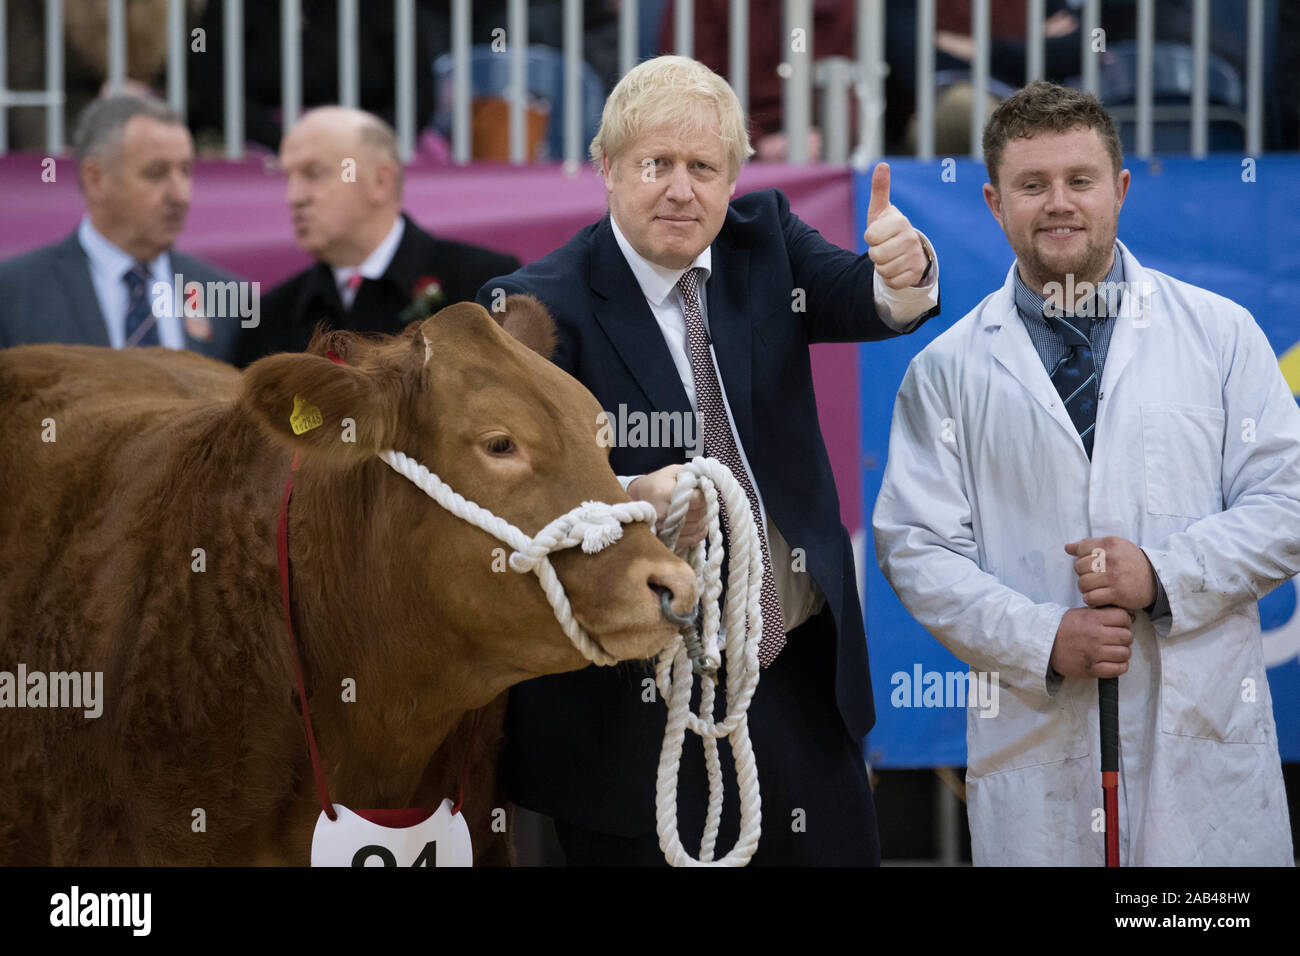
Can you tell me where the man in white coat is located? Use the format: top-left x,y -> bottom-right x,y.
873,81 -> 1299,865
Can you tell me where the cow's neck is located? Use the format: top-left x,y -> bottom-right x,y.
281,455 -> 503,807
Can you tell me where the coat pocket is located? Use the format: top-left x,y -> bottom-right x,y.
1158,612 -> 1269,744
1140,403 -> 1225,518
965,681 -> 1090,777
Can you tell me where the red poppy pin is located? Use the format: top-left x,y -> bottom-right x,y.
400,275 -> 446,324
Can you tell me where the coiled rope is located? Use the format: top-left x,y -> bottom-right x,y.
376,449 -> 762,866
651,457 -> 763,867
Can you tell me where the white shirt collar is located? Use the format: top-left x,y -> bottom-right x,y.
77,216 -> 170,284
334,215 -> 406,287
609,212 -> 712,306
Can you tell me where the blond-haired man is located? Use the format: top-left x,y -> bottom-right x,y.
479,56 -> 940,865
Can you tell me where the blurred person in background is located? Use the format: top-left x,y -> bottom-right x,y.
0,94 -> 241,360
3,0 -> 208,151
234,106 -> 519,366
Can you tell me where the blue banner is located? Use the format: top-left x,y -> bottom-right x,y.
859,156 -> 1300,766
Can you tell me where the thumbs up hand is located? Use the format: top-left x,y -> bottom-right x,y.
863,163 -> 931,290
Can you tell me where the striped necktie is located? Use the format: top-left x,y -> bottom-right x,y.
122,261 -> 160,347
1047,314 -> 1097,457
676,267 -> 786,666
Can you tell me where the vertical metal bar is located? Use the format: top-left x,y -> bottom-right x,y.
675,0 -> 693,59
563,0 -> 581,169
1081,0 -> 1099,98
916,0 -> 934,161
281,0 -> 301,136
783,0 -> 811,163
619,0 -> 637,78
167,0 -> 186,120
970,0 -> 989,157
854,0 -> 885,163
339,0 -> 359,107
224,0 -> 243,159
395,0 -> 415,162
509,0 -> 527,164
1135,0 -> 1153,158
0,0 -> 9,154
819,58 -> 849,164
45,0 -> 62,153
1245,0 -> 1262,156
1026,0 -> 1045,83
451,0 -> 470,164
1191,0 -> 1207,157
730,0 -> 747,119
107,0 -> 126,93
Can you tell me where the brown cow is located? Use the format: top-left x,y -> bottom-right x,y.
0,296 -> 697,865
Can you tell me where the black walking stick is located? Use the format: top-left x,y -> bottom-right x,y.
1099,675 -> 1119,866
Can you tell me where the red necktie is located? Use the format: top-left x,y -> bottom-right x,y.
677,267 -> 786,666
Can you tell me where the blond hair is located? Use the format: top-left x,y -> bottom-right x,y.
589,56 -> 754,180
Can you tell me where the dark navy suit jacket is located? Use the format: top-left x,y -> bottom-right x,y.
476,187 -> 938,836
0,232 -> 242,362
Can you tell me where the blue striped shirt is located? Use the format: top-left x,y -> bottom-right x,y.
1013,246 -> 1124,381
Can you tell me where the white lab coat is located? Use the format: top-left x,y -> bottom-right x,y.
872,241 -> 1299,866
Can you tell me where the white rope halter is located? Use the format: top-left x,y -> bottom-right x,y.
379,449 -> 656,666
376,449 -> 763,867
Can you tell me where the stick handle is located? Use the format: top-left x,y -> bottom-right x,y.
1098,676 -> 1119,773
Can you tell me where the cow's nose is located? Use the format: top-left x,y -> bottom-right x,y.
648,563 -> 699,624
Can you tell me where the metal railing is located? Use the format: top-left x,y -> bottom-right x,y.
0,0 -> 1278,162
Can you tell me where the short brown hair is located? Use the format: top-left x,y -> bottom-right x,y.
982,81 -> 1123,188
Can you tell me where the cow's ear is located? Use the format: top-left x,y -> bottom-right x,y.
495,293 -> 558,359
240,351 -> 397,463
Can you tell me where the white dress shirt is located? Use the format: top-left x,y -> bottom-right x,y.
78,217 -> 184,349
609,212 -> 937,632
333,215 -> 406,310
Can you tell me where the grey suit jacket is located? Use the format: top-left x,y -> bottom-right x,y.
0,232 -> 243,362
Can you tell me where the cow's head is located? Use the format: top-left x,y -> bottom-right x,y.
241,296 -> 697,692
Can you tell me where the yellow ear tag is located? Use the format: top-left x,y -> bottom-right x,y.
290,395 -> 324,435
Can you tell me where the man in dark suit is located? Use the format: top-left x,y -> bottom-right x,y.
477,55 -> 940,865
234,107 -> 519,367
0,95 -> 242,361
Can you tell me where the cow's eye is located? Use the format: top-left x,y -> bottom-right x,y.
485,436 -> 515,455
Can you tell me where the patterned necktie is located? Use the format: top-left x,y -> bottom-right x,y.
677,267 -> 786,666
122,261 -> 160,347
1047,313 -> 1097,457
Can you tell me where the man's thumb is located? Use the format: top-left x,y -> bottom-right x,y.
867,162 -> 891,225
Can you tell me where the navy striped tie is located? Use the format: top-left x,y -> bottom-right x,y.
123,261 -> 161,347
1047,314 -> 1097,457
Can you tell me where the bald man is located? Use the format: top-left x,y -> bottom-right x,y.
234,106 -> 520,366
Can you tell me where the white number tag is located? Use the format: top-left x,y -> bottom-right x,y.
310,798 -> 473,867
